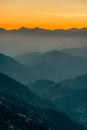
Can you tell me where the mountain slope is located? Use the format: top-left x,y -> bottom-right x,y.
0,53 -> 37,83
23,50 -> 87,82
0,98 -> 48,130
28,74 -> 87,126
0,72 -> 56,108
15,52 -> 41,66
0,73 -> 87,130
29,80 -> 56,99
62,47 -> 87,59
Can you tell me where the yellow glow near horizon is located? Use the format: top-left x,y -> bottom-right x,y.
0,0 -> 87,30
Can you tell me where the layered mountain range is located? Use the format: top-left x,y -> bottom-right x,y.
15,50 -> 87,82
28,74 -> 87,126
0,73 -> 86,130
1,50 -> 87,129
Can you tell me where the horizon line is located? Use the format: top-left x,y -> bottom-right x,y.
0,26 -> 87,31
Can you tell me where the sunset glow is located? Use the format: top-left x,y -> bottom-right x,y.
0,0 -> 87,30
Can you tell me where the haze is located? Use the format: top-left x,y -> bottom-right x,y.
0,32 -> 87,56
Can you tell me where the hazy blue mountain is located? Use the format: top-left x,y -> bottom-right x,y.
15,52 -> 41,66
0,28 -> 6,32
22,50 -> 87,82
0,53 -> 38,84
1,27 -> 87,56
61,47 -> 87,59
28,80 -> 56,99
28,74 -> 87,126
0,73 -> 86,130
0,72 -> 56,109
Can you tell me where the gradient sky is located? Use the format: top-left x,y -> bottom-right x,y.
0,0 -> 87,30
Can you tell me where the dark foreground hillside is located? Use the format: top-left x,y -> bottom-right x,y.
28,74 -> 87,126
0,73 -> 87,130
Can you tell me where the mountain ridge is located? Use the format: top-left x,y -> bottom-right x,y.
0,53 -> 38,84
0,72 -> 86,130
61,47 -> 87,59
0,27 -> 87,36
28,74 -> 87,126
16,50 -> 87,82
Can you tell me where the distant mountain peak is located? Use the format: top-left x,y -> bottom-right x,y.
0,27 -> 87,36
0,28 -> 6,32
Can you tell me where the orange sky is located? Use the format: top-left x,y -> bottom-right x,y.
0,0 -> 87,30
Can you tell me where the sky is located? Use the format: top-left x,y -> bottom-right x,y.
0,0 -> 87,30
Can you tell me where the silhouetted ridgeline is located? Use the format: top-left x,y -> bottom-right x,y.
0,27 -> 87,36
